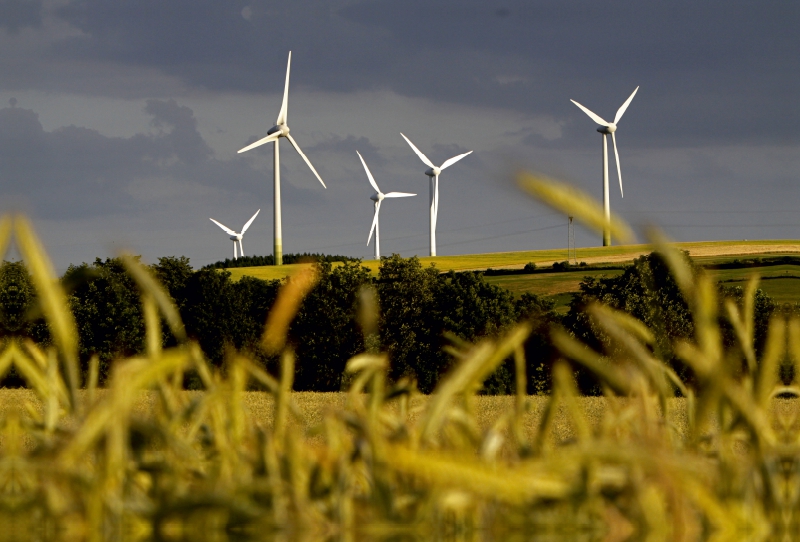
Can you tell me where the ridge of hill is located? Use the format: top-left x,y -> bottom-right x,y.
224,240 -> 800,282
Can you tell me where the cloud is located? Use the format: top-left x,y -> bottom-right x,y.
0,0 -> 42,34
0,100 -> 270,219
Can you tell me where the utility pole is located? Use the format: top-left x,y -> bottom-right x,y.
568,216 -> 576,265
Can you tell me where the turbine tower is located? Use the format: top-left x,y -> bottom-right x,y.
238,51 -> 326,265
570,86 -> 638,246
357,151 -> 415,260
400,133 -> 472,256
210,209 -> 260,260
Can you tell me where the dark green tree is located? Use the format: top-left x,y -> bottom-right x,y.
290,261 -> 372,391
377,257 -> 549,394
435,271 -> 520,394
0,261 -> 50,386
564,252 -> 694,360
515,292 -> 561,394
377,255 -> 442,393
0,261 -> 46,337
232,275 -> 281,355
718,283 -> 777,372
65,257 -> 146,383
181,268 -> 239,367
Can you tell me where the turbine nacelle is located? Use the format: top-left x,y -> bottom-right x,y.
370,192 -> 384,202
229,234 -> 243,241
267,124 -> 290,137
424,167 -> 441,177
597,123 -> 617,134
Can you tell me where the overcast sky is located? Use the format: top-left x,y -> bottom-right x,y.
0,0 -> 797,270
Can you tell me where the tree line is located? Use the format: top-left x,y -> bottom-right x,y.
0,252 -> 785,393
201,253 -> 358,270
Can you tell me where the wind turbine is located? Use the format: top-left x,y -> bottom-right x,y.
570,86 -> 639,246
237,51 -> 326,265
210,209 -> 260,260
400,133 -> 472,256
357,151 -> 415,260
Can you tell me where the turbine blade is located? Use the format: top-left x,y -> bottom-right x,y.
241,209 -> 260,233
570,99 -> 609,126
286,133 -> 326,188
400,133 -> 435,169
210,218 -> 237,236
440,150 -> 473,171
383,192 -> 416,198
357,151 -> 381,193
238,132 -> 280,154
239,239 -> 245,257
276,51 -> 291,125
612,132 -> 623,197
368,201 -> 381,245
614,86 -> 639,124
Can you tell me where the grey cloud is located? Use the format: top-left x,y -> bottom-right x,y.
0,0 -> 42,34
41,0 -> 795,148
308,135 -> 386,167
0,101 -> 271,218
145,99 -> 212,164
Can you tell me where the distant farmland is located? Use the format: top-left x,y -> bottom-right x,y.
225,240 -> 800,309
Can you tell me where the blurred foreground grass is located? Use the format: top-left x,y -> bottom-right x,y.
4,177 -> 800,541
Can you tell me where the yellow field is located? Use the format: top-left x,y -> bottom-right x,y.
224,239 -> 800,282
6,389 -> 800,449
0,390 -> 662,448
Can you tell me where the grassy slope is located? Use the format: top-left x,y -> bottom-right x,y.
225,240 -> 800,282
224,240 -> 800,308
710,264 -> 800,305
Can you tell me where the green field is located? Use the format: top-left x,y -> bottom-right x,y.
710,265 -> 800,305
225,240 -> 800,281
484,268 -> 625,312
488,263 -> 800,310
224,244 -> 648,282
224,240 -> 800,309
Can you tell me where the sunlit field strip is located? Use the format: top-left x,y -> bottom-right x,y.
225,240 -> 800,282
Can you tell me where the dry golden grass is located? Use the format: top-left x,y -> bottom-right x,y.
12,389 -> 800,456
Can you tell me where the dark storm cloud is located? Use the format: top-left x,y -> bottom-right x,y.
0,0 -> 42,33
307,135 -> 386,167
0,100 -> 268,218
47,0 -> 799,146
144,99 -> 212,164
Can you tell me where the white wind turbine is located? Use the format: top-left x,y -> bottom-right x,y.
210,209 -> 261,260
570,86 -> 639,246
237,51 -> 326,265
357,151 -> 416,260
400,133 -> 472,256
